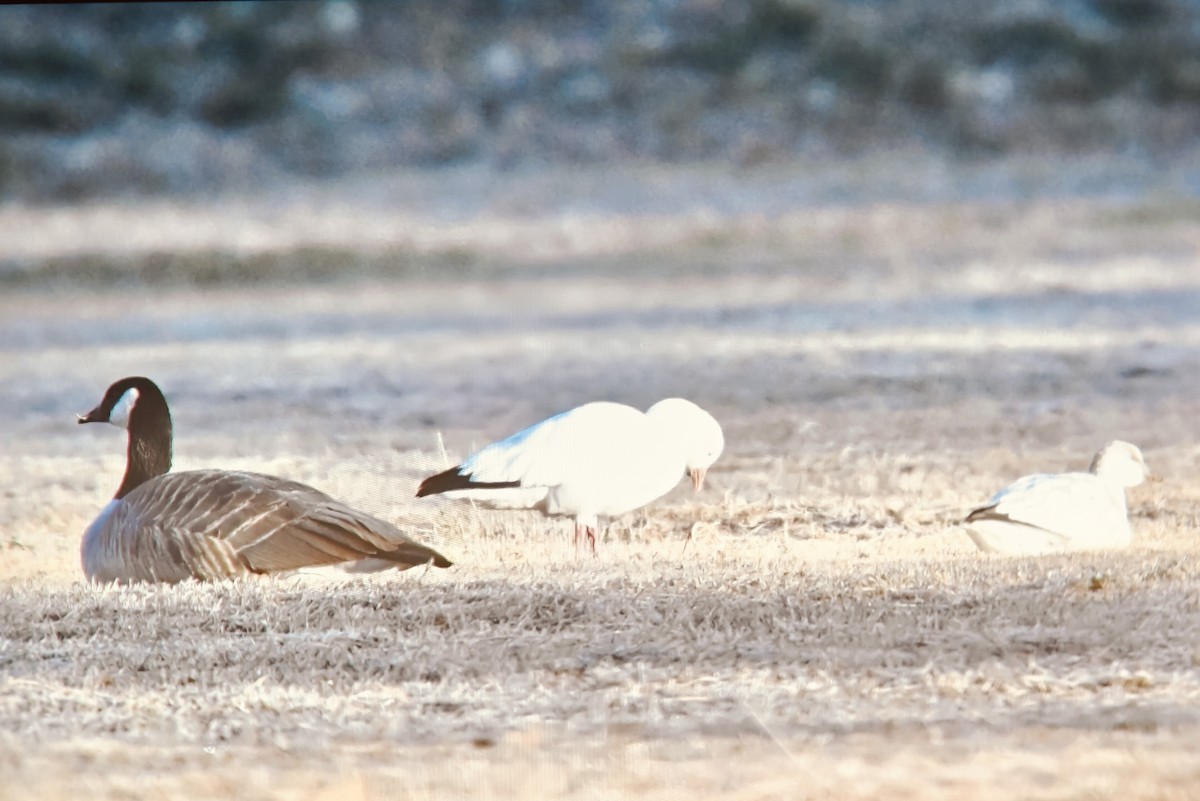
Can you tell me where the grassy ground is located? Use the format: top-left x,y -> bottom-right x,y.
2,171 -> 1199,799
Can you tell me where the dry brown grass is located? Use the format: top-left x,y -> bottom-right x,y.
2,172 -> 1200,799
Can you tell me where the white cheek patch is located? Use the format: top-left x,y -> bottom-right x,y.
108,387 -> 139,429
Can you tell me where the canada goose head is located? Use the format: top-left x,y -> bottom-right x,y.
79,376 -> 173,498
645,398 -> 724,491
1089,440 -> 1151,489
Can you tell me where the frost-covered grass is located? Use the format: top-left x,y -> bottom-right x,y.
2,186 -> 1199,799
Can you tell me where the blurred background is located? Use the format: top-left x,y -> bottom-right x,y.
2,0 -> 1199,202
3,7 -> 1200,795
2,0 -> 1198,480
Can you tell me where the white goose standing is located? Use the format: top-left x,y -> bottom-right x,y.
78,376 -> 452,583
963,440 -> 1152,555
417,398 -> 724,551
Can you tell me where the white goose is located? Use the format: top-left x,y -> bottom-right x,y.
417,398 -> 724,551
963,440 -> 1151,555
78,376 -> 451,583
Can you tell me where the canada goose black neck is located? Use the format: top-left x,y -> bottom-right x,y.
116,379 -> 172,499
80,376 -> 173,499
120,412 -> 171,499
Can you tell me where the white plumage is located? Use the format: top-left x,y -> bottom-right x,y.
417,398 -> 724,550
963,440 -> 1151,555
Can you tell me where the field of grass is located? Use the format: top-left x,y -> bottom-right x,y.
2,170 -> 1199,799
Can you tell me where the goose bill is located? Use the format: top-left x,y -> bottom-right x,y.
688,467 -> 706,492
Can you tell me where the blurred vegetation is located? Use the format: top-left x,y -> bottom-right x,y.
0,0 -> 1198,199
0,245 -> 482,290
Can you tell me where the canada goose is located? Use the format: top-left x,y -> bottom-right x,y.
963,440 -> 1151,555
78,376 -> 451,583
416,398 -> 724,551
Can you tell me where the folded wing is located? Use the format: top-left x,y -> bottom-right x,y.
417,403 -> 648,506
111,470 -> 451,581
965,472 -> 1127,548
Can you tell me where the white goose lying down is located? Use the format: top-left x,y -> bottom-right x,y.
963,440 -> 1151,555
417,399 -> 724,551
78,376 -> 451,583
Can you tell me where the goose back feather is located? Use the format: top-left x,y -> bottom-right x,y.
962,440 -> 1149,555
416,398 -> 723,545
79,377 -> 451,583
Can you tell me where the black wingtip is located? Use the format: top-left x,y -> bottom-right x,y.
416,466 -> 521,497
416,466 -> 463,497
963,505 -> 999,524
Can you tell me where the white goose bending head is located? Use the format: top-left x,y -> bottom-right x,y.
416,397 -> 724,552
645,398 -> 725,492
963,439 -> 1151,556
78,376 -> 452,584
